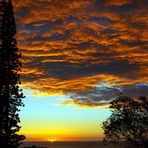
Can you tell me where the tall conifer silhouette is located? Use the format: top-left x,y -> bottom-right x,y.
0,0 -> 25,147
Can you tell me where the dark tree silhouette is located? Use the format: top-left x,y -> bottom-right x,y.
102,94 -> 148,148
0,0 -> 25,147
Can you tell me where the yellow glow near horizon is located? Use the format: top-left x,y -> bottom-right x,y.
20,119 -> 105,141
20,126 -> 104,141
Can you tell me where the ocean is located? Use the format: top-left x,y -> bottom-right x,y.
19,141 -> 134,148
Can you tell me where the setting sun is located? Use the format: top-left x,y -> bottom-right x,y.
50,139 -> 55,142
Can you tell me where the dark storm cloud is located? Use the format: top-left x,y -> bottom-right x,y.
12,0 -> 148,108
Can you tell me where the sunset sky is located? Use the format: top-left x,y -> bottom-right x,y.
12,0 -> 148,141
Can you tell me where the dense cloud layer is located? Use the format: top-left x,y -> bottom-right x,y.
13,0 -> 148,107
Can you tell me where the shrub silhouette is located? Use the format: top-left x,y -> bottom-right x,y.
102,94 -> 148,148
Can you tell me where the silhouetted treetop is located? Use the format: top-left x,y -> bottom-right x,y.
102,94 -> 148,148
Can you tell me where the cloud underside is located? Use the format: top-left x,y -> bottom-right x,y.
13,0 -> 148,108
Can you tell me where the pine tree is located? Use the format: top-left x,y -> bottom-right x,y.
0,0 -> 25,147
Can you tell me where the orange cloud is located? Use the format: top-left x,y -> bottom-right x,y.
11,0 -> 148,107
20,68 -> 44,75
106,0 -> 134,6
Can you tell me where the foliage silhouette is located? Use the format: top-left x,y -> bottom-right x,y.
0,0 -> 25,147
102,94 -> 148,148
